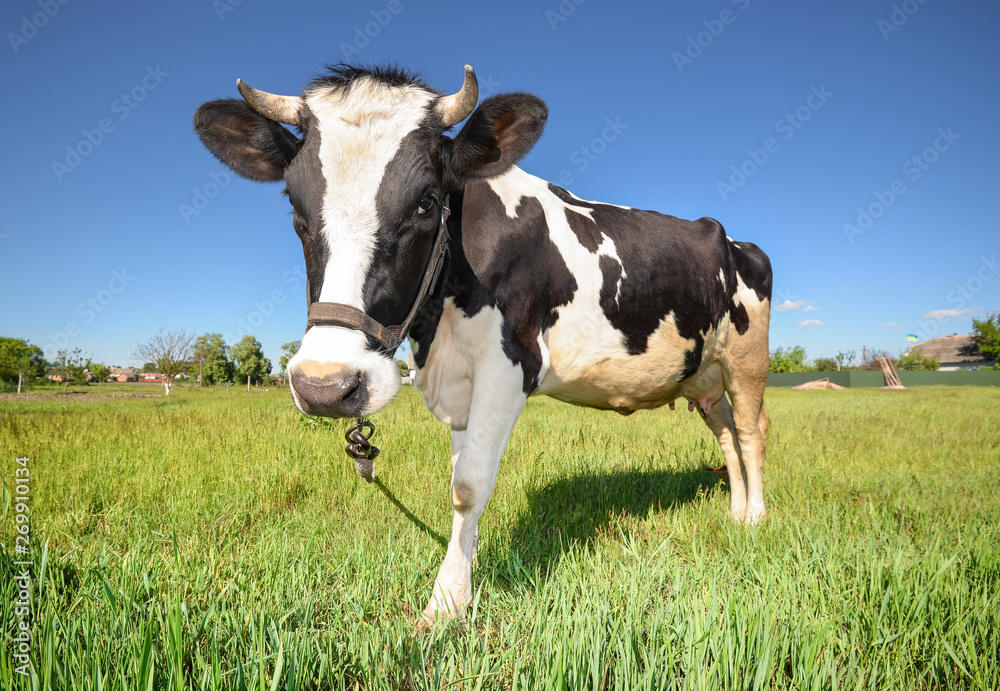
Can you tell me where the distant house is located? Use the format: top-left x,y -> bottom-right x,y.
906,334 -> 995,371
110,367 -> 140,382
143,372 -> 162,382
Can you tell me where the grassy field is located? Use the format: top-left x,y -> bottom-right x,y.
1,384 -> 998,689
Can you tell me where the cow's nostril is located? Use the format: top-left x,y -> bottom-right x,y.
343,379 -> 361,402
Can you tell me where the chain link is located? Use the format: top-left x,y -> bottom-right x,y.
344,418 -> 380,483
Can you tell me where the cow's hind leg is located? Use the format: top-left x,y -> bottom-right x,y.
726,382 -> 768,525
422,362 -> 528,625
702,395 -> 749,522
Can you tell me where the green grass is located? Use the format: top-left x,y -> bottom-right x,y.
1,385 -> 998,689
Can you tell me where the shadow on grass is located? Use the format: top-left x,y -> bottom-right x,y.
488,467 -> 724,584
374,479 -> 448,549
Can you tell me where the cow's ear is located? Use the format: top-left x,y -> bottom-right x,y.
448,93 -> 548,182
194,99 -> 300,182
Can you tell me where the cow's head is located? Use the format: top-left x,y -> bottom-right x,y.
194,65 -> 547,417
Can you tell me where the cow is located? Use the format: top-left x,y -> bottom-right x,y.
194,64 -> 772,624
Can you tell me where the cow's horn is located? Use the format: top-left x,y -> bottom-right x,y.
236,79 -> 303,126
437,65 -> 478,127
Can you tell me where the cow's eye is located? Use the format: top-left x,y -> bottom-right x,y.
417,196 -> 435,215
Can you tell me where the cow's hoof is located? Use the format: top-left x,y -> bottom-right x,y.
416,606 -> 466,634
741,510 -> 766,526
415,613 -> 435,634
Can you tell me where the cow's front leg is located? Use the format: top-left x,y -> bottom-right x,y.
422,365 -> 528,625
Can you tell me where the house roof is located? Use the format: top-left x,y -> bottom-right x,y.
908,334 -> 988,363
110,367 -> 139,374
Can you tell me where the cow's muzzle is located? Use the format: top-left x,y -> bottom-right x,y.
289,362 -> 369,418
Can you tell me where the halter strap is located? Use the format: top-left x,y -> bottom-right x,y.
304,200 -> 450,354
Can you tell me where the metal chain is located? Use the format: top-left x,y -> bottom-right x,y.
344,418 -> 380,483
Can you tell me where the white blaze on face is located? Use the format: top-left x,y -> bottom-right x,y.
289,79 -> 436,412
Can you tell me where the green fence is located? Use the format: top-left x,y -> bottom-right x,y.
767,370 -> 1000,388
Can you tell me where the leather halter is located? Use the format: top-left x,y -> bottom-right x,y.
304,201 -> 450,354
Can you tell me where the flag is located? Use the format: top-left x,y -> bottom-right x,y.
907,334 -> 919,341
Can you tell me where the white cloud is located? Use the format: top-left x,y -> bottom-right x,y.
803,305 -> 822,312
881,322 -> 902,327
920,308 -> 982,320
776,299 -> 806,311
797,319 -> 823,328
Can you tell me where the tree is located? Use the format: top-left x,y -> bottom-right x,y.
193,333 -> 232,385
132,329 -> 195,395
769,346 -> 808,373
897,351 -> 939,371
0,337 -> 46,394
89,362 -> 112,392
396,358 -> 410,376
230,335 -> 272,388
970,311 -> 1000,362
279,341 -> 301,375
54,348 -> 90,392
812,357 -> 838,372
835,350 -> 857,371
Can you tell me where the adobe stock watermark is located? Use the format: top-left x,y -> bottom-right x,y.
11,456 -> 34,677
554,117 -> 629,188
223,265 -> 308,344
672,0 -> 751,73
716,85 -> 833,202
909,254 -> 997,341
8,0 -> 70,53
51,65 -> 169,182
477,72 -> 503,99
545,0 -> 585,31
877,0 -> 930,40
842,126 -> 959,243
339,0 -> 412,60
179,170 -> 231,224
45,268 -> 136,354
213,0 -> 244,21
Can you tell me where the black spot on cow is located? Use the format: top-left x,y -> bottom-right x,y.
597,255 -> 623,320
730,241 -> 773,304
682,341 -> 704,380
565,208 -> 602,253
461,181 -> 578,393
730,303 -> 750,335
283,108 -> 328,306
443,191 -> 496,319
364,122 -> 448,338
409,190 -> 497,369
548,183 -> 770,377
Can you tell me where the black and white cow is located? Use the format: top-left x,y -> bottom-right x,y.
195,64 -> 772,623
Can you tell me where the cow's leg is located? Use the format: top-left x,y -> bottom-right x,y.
726,383 -> 768,525
448,424 -> 479,565
450,424 -> 467,469
422,364 -> 527,624
702,395 -> 749,521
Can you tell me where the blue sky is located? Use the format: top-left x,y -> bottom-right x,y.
1,0 -> 998,370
